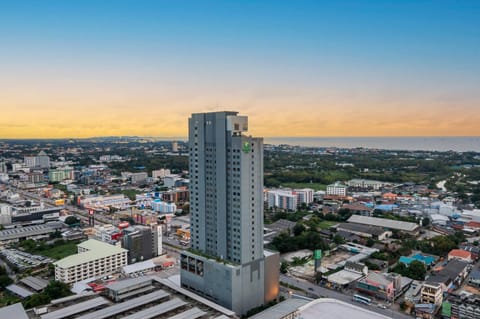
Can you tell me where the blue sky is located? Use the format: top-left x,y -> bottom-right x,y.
1,0 -> 479,137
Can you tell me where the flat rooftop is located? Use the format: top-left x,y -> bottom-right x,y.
54,239 -> 127,269
298,298 -> 392,319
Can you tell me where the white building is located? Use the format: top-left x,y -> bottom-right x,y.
80,195 -> 131,210
152,169 -> 171,180
130,172 -> 148,184
152,199 -> 177,214
0,204 -> 12,224
327,182 -> 348,197
24,156 -> 36,168
295,188 -> 314,205
164,174 -> 182,188
346,179 -> 389,190
267,190 -> 298,211
54,239 -> 127,283
0,173 -> 9,183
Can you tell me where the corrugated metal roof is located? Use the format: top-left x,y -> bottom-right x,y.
167,307 -> 206,319
106,276 -> 152,293
76,290 -> 169,319
0,303 -> 29,319
347,215 -> 419,232
41,297 -> 109,319
121,298 -> 187,319
6,284 -> 34,298
20,276 -> 48,291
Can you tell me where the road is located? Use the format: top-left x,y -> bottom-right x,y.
11,187 -> 112,226
280,274 -> 412,319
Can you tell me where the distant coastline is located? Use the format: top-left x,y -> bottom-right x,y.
2,136 -> 480,152
263,137 -> 480,152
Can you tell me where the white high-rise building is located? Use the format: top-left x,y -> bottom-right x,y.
180,111 -> 278,315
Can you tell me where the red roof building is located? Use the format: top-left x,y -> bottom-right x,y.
448,249 -> 473,263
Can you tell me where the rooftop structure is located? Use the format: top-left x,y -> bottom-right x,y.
20,276 -> 49,292
249,298 -> 309,319
6,284 -> 34,298
347,215 -> 420,233
427,259 -> 469,287
40,297 -> 110,319
448,249 -> 473,263
336,223 -> 391,240
0,223 -> 61,243
298,298 -> 392,319
0,303 -> 29,319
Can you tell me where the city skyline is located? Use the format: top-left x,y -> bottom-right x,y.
1,1 -> 479,138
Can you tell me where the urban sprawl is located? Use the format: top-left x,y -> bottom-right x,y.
1,112 -> 480,319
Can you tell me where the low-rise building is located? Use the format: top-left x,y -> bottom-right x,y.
442,294 -> 480,319
347,215 -> 420,235
54,239 -> 128,283
336,223 -> 391,240
467,267 -> 480,288
356,272 -> 400,300
421,259 -> 470,306
341,203 -> 373,216
448,249 -> 473,263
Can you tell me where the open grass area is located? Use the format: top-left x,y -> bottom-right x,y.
27,240 -> 80,260
280,182 -> 326,191
316,220 -> 337,230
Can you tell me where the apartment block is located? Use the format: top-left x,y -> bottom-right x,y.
54,239 -> 127,283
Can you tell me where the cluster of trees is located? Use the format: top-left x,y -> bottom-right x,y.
271,230 -> 329,253
263,148 -> 473,190
392,260 -> 427,281
23,281 -> 71,309
416,232 -> 465,256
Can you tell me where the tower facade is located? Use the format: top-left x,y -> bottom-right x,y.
181,111 -> 278,315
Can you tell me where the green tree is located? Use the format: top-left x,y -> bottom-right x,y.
366,238 -> 375,247
43,281 -> 71,300
422,217 -> 430,227
333,234 -> 345,245
64,216 -> 79,225
280,262 -> 289,274
293,223 -> 306,236
23,293 -> 50,309
0,275 -> 13,289
407,261 -> 427,280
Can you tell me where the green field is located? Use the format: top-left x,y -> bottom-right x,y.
316,220 -> 337,230
28,241 -> 80,260
280,182 -> 326,191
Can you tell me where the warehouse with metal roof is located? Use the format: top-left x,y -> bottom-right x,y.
347,215 -> 420,233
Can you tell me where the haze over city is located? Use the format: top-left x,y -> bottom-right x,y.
1,0 -> 479,138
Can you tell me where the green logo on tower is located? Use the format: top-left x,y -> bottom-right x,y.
242,141 -> 251,153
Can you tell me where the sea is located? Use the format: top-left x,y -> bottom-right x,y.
263,137 -> 480,152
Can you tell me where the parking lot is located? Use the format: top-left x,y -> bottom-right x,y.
0,248 -> 53,270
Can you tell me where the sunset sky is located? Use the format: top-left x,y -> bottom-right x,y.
1,0 -> 479,138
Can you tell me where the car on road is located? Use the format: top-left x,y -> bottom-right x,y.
308,287 -> 314,291
377,303 -> 387,309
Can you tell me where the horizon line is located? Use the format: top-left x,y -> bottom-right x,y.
1,135 -> 480,141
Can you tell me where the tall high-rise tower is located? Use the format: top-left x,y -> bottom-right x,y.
180,111 -> 278,315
